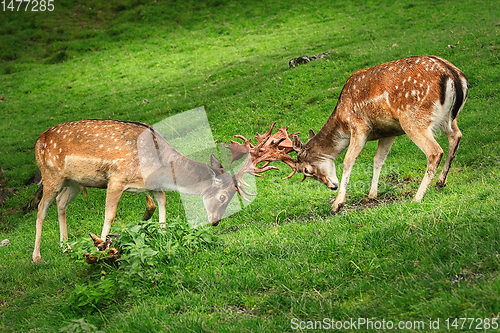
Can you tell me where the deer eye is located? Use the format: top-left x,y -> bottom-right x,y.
220,195 -> 226,203
304,168 -> 311,175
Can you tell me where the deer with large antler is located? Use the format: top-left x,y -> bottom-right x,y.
32,119 -> 293,263
287,56 -> 468,211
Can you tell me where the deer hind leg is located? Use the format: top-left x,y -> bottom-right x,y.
361,136 -> 396,204
100,183 -> 125,241
32,179 -> 62,263
436,118 -> 462,188
56,184 -> 82,249
152,190 -> 167,225
405,128 -> 444,202
332,130 -> 368,212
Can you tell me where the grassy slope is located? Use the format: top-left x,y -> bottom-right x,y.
1,0 -> 500,331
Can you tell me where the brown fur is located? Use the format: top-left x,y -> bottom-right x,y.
33,120 -> 235,262
292,56 -> 468,211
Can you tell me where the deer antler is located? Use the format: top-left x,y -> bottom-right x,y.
226,122 -> 299,201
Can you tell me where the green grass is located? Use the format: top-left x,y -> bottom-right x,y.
1,0 -> 500,331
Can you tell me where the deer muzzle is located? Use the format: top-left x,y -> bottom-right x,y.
326,178 -> 339,191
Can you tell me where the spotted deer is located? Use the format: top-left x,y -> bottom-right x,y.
33,120 -> 292,263
289,56 -> 468,211
33,120 -> 237,263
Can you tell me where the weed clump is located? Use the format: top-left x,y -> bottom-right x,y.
66,219 -> 218,313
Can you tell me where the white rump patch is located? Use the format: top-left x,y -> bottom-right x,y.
430,77 -> 455,132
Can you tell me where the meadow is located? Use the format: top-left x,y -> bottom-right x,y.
1,0 -> 499,331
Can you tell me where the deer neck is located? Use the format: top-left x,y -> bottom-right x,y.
169,157 -> 216,195
307,109 -> 350,160
141,137 -> 215,195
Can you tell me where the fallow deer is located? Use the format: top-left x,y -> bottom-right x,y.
289,56 -> 468,211
33,120 -> 292,262
33,119 -> 236,263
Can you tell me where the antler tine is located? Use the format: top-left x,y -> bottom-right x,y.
228,122 -> 300,201
235,185 -> 255,202
281,159 -> 298,179
255,121 -> 276,144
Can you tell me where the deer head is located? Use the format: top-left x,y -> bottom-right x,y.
226,122 -> 299,201
291,130 -> 340,191
202,154 -> 238,226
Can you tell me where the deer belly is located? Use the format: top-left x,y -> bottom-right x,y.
63,155 -> 125,188
367,119 -> 406,141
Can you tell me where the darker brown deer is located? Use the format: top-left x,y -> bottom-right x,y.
289,56 -> 468,211
32,119 -> 237,263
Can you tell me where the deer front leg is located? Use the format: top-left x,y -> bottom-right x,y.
100,183 -> 125,241
361,136 -> 396,204
406,129 -> 444,202
332,132 -> 368,212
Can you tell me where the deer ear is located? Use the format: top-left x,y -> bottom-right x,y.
210,154 -> 224,175
292,135 -> 304,153
309,129 -> 315,141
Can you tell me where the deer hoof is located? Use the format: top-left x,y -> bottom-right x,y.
331,201 -> 344,212
360,197 -> 377,205
435,181 -> 446,189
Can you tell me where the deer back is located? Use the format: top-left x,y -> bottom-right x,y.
35,119 -> 152,190
332,56 -> 468,141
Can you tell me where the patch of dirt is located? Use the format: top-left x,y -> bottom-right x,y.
344,192 -> 413,213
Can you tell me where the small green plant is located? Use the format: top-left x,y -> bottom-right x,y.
67,219 -> 219,313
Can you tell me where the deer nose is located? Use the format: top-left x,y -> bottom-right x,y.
327,179 -> 339,191
211,220 -> 220,226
